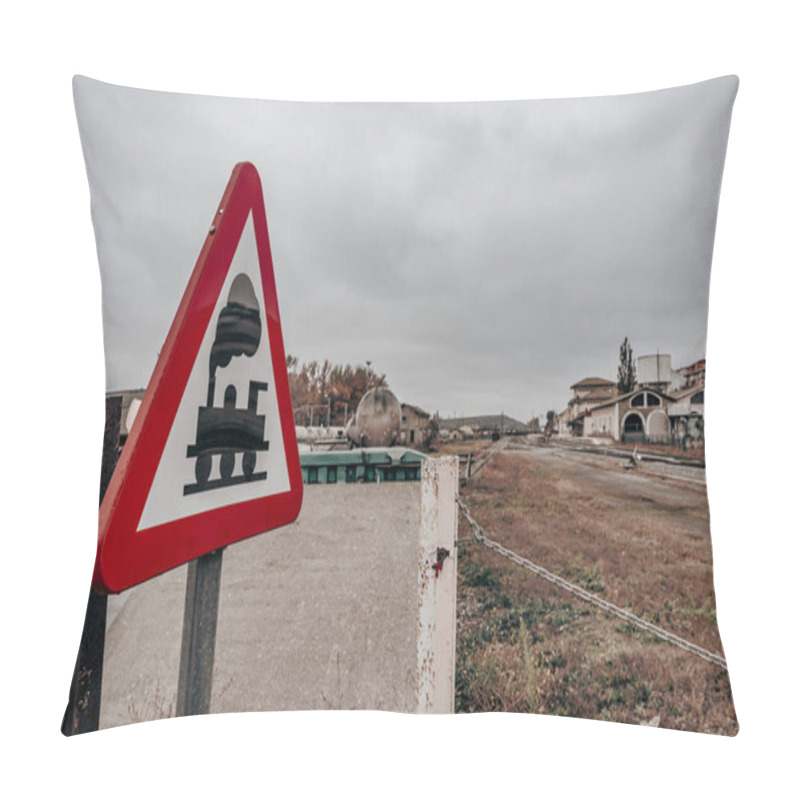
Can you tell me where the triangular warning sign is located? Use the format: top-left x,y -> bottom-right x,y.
95,162 -> 303,593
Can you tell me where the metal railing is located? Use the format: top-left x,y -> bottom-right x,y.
621,433 -> 703,449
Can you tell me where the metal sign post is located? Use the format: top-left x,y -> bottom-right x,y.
176,548 -> 224,716
62,396 -> 121,735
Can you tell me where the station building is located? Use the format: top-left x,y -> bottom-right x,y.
558,353 -> 706,445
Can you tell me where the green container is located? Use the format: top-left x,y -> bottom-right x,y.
299,447 -> 427,485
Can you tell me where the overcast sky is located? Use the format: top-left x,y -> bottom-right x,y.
74,76 -> 737,422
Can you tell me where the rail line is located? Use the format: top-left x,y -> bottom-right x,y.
547,437 -> 705,469
503,436 -> 707,486
459,437 -> 510,483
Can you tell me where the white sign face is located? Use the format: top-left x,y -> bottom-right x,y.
138,213 -> 291,531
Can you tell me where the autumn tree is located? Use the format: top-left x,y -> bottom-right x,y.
286,356 -> 387,426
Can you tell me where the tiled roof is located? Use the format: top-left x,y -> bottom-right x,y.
400,403 -> 430,419
570,376 -> 615,389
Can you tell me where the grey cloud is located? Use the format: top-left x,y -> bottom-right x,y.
74,75 -> 737,420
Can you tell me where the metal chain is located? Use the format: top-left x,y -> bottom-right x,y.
456,497 -> 728,670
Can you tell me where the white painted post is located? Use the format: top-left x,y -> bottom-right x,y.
416,456 -> 458,713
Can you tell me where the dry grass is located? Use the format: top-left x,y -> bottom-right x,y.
456,449 -> 737,735
435,438 -> 496,457
127,680 -> 175,724
126,669 -> 234,725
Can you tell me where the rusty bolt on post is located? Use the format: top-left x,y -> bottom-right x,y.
433,547 -> 450,577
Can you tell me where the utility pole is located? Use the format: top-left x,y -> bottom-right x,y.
657,347 -> 660,389
62,395 -> 122,735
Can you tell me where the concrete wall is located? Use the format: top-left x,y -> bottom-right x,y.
99,459 -> 457,727
585,408 -> 614,437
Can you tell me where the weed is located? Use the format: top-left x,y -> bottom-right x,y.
126,667 -> 234,725
563,563 -> 605,593
681,596 -> 717,625
518,618 -> 538,711
461,558 -> 500,589
537,648 -> 566,672
127,680 -> 174,724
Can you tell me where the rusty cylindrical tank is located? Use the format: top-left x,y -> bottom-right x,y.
348,387 -> 402,447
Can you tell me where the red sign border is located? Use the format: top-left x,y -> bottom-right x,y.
94,162 -> 303,593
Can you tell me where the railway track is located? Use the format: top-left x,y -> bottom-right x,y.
546,437 -> 705,469
458,437 -> 510,483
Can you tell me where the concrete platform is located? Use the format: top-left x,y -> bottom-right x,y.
101,482 -> 424,728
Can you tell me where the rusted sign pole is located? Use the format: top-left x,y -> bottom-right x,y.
176,548 -> 224,716
62,395 -> 122,736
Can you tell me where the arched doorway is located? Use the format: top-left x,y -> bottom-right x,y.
647,410 -> 669,438
623,412 -> 644,435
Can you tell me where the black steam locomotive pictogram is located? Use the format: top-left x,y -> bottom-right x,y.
184,273 -> 270,496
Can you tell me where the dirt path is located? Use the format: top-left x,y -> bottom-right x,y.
512,441 -> 706,488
